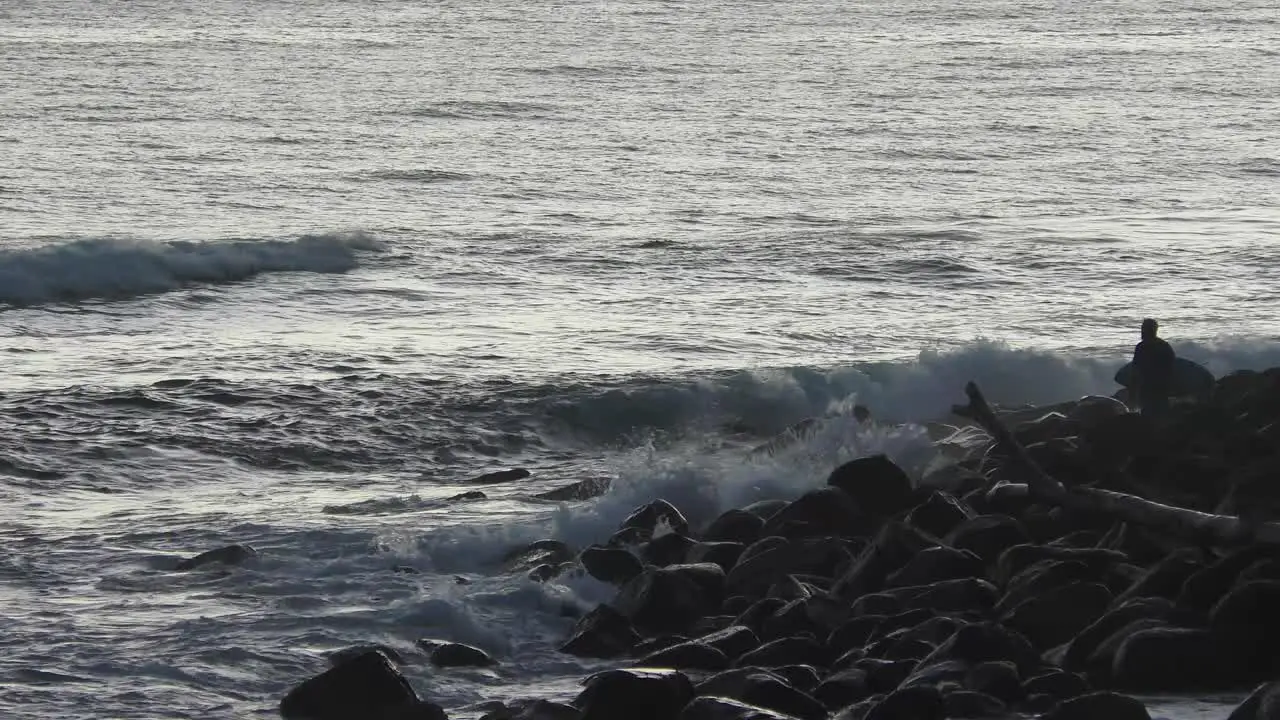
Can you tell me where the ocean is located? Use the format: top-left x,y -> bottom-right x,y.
1,0 -> 1277,717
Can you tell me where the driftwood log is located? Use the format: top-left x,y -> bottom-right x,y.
958,381 -> 1280,547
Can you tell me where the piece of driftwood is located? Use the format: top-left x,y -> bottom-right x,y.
958,381 -> 1280,547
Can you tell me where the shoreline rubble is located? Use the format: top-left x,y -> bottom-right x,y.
280,368 -> 1280,720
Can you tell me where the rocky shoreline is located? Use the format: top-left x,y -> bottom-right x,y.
275,367 -> 1280,720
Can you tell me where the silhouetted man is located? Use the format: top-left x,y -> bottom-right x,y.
1133,318 -> 1175,416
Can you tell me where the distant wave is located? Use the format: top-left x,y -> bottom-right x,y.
0,231 -> 383,307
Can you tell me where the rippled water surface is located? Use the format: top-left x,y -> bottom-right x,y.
1,0 -> 1277,717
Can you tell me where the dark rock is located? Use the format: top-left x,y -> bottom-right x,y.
831,647 -> 866,671
994,543 -> 1128,585
1054,597 -> 1176,672
727,537 -> 850,597
1022,670 -> 1089,701
738,536 -> 791,566
688,541 -> 747,572
742,500 -> 791,520
376,701 -> 450,720
761,487 -> 872,540
526,563 -> 563,582
574,668 -> 694,720
997,560 -> 1095,614
696,625 -> 760,660
853,658 -> 916,694
734,598 -> 788,634
279,650 -> 424,720
983,482 -> 1033,516
1178,545 -> 1280,616
632,635 -> 690,658
827,616 -> 884,658
608,526 -> 652,547
1210,580 -> 1280,677
944,690 -> 1006,718
642,533 -> 696,567
470,467 -> 531,484
580,545 -> 644,585
705,509 -> 767,544
694,669 -> 826,720
884,547 -> 983,589
815,668 -> 872,709
879,637 -> 933,662
1225,681 -> 1280,720
637,641 -> 729,671
825,455 -> 916,521
944,515 -> 1028,565
1001,581 -> 1112,650
723,595 -> 754,616
735,636 -> 829,669
1043,692 -> 1151,720
1083,618 -> 1169,683
770,665 -> 822,693
963,661 -> 1021,703
418,640 -> 495,667
1113,548 -> 1202,605
480,699 -> 581,720
915,621 -> 1041,676
330,644 -> 406,667
850,594 -> 902,618
873,608 -> 934,636
535,477 -> 611,501
761,599 -> 823,642
621,499 -> 691,537
691,615 -> 736,637
767,575 -> 812,602
449,490 -> 487,501
898,658 -> 969,690
560,604 -> 640,658
503,540 -> 574,574
886,578 -> 999,614
906,492 -> 973,538
832,696 -> 881,720
888,615 -> 960,647
1112,627 -> 1222,691
1022,693 -> 1059,714
614,565 -> 719,634
175,543 -> 257,571
831,522 -> 943,600
678,696 -> 804,720
864,685 -> 944,720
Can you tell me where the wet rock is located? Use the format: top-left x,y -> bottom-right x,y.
832,696 -> 881,720
853,658 -> 916,694
449,490 -> 487,501
906,492 -> 973,538
1225,681 -> 1280,720
831,522 -> 942,600
761,487 -> 872,540
884,546 -> 983,589
1043,691 -> 1151,720
535,476 -> 611,501
878,637 -> 933,662
691,615 -> 736,636
727,537 -> 849,597
1001,581 -> 1112,650
280,650 -> 434,720
678,696 -> 805,720
742,499 -> 791,520
560,604 -> 640,658
695,625 -> 760,660
694,669 -> 825,719
642,533 -> 696,567
767,575 -> 812,602
1112,627 -> 1221,691
393,565 -> 420,574
997,560 -> 1095,614
722,595 -> 754,616
637,641 -> 729,671
887,578 -> 999,614
175,543 -> 257,571
825,454 -> 916,521
705,509 -> 767,544
1022,670 -> 1089,701
863,685 -> 944,720
614,565 -> 719,634
963,661 -> 1021,703
738,536 -> 791,566
688,541 -> 747,572
944,690 -> 1006,718
574,668 -> 694,720
770,665 -> 822,693
480,699 -> 581,720
621,499 -> 691,537
526,563 -> 566,582
826,616 -> 884,658
814,668 -> 872,710
733,598 -> 788,634
1210,580 -> 1280,677
734,636 -> 829,669
469,468 -> 531,484
898,658 -> 969,690
945,515 -> 1029,564
1113,547 -> 1202,605
915,621 -> 1041,676
503,540 -> 574,574
1053,597 -> 1176,672
1083,618 -> 1169,683
418,640 -> 496,667
995,544 -> 1127,585
1178,544 -> 1280,616
760,599 -> 823,642
330,644 -> 406,667
632,635 -> 690,658
850,593 -> 902,618
580,545 -> 644,585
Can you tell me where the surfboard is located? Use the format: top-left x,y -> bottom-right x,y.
1114,356 -> 1214,396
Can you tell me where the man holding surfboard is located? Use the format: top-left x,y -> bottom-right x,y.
1132,318 -> 1176,415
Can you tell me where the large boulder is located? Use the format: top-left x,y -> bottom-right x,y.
419,640 -> 496,667
279,650 -> 440,720
580,545 -> 644,585
825,455 -> 917,521
1043,692 -> 1151,720
1001,581 -> 1112,650
643,534 -> 698,567
704,509 -> 767,544
621,499 -> 691,538
574,668 -> 694,720
1111,627 -> 1223,691
561,604 -> 641,658
762,487 -> 872,540
175,543 -> 257,571
614,566 -> 720,634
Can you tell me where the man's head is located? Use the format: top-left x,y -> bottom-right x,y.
1141,318 -> 1159,340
